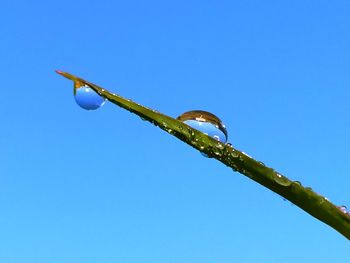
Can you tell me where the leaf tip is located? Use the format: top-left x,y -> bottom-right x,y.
55,70 -> 76,81
55,69 -> 64,75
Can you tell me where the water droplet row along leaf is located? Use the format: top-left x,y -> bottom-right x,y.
56,70 -> 350,240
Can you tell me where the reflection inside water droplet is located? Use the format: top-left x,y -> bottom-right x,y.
177,110 -> 228,157
177,110 -> 228,143
74,82 -> 106,110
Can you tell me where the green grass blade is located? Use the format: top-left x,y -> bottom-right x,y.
56,70 -> 350,240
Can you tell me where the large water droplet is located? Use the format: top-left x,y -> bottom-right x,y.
74,82 -> 106,110
177,110 -> 228,143
177,110 -> 228,157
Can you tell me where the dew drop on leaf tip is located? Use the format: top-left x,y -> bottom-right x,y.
73,82 -> 106,110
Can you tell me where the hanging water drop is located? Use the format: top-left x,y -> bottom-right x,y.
74,81 -> 106,110
177,110 -> 228,143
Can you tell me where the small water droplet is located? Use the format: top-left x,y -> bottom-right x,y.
338,205 -> 348,213
216,142 -> 224,149
293,181 -> 302,186
230,151 -> 239,158
273,173 -> 292,187
74,83 -> 106,110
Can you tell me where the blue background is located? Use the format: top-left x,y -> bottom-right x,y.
1,0 -> 349,262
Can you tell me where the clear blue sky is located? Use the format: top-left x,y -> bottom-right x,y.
1,0 -> 349,262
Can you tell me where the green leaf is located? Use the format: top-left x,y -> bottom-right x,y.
56,70 -> 350,240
